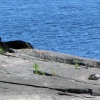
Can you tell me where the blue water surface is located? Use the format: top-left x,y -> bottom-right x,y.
0,0 -> 100,60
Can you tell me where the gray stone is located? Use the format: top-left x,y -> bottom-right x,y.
0,49 -> 100,100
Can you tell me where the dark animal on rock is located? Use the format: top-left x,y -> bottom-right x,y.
0,38 -> 34,53
5,40 -> 33,49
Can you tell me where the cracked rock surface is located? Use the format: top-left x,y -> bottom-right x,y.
0,49 -> 100,100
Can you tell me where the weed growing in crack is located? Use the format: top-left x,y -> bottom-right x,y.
50,68 -> 56,76
0,48 -> 4,54
33,63 -> 39,74
74,59 -> 79,69
41,71 -> 45,75
33,63 -> 45,75
60,68 -> 63,77
33,63 -> 56,76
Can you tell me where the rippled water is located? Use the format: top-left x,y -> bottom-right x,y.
0,0 -> 100,60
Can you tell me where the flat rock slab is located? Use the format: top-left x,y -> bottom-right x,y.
0,49 -> 100,100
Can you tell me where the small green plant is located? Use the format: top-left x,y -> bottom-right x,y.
50,68 -> 56,76
60,68 -> 63,77
33,63 -> 45,75
26,42 -> 31,49
41,71 -> 45,75
0,48 -> 4,54
74,59 -> 79,69
33,63 -> 39,74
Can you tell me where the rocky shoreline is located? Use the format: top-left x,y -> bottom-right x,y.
0,49 -> 100,100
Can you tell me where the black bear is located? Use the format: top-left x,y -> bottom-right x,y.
0,38 -> 14,53
5,40 -> 33,49
0,38 -> 33,53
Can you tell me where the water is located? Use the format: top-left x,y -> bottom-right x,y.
0,0 -> 100,60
